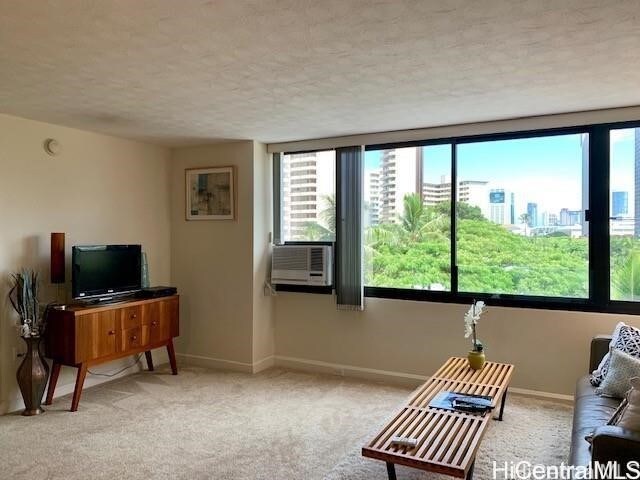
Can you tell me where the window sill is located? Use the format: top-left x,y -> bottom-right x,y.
275,284 -> 333,295
364,287 -> 640,315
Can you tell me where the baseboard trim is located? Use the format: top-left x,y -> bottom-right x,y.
172,352 -> 575,401
273,355 -> 574,401
176,353 -> 254,373
253,355 -> 276,373
274,355 -> 428,387
509,387 -> 574,403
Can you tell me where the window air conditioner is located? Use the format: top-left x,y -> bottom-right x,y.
271,245 -> 333,286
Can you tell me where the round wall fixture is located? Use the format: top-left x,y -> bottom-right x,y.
43,138 -> 62,156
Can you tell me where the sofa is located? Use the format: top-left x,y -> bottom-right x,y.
569,335 -> 640,468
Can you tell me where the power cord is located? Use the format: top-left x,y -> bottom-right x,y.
87,354 -> 143,377
264,280 -> 277,296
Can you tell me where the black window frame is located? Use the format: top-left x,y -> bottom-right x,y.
275,120 -> 640,314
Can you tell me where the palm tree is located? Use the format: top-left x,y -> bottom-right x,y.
612,249 -> 640,301
399,193 -> 425,239
301,222 -> 333,241
397,194 -> 448,242
319,195 -> 336,235
299,194 -> 336,241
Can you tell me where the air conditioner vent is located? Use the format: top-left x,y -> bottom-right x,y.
273,247 -> 308,271
309,247 -> 324,272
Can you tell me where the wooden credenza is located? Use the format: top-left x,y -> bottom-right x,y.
45,295 -> 179,412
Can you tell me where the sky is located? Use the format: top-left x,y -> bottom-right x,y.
611,128 -> 636,217
364,129 -> 638,218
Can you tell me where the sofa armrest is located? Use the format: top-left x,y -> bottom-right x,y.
591,425 -> 640,469
589,335 -> 612,373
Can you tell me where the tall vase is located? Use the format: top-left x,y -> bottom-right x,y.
16,336 -> 50,416
141,251 -> 150,288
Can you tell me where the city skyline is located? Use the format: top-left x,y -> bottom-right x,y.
281,129 -> 640,240
364,129 -> 639,228
365,134 -> 584,222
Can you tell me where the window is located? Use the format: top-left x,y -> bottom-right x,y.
364,145 -> 452,290
274,121 -> 640,313
610,128 -> 640,301
456,133 -> 588,298
281,150 -> 336,242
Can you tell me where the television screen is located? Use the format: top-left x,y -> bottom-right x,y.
72,245 -> 142,299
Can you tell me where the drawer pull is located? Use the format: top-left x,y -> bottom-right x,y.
131,335 -> 138,341
130,314 -> 137,319
151,321 -> 157,326
108,330 -> 116,335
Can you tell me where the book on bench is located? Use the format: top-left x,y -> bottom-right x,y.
429,391 -> 494,415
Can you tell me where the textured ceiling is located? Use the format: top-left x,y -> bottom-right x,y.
0,0 -> 639,146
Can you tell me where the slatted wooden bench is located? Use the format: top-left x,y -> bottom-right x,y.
362,357 -> 514,480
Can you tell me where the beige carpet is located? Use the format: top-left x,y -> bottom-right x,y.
0,366 -> 572,480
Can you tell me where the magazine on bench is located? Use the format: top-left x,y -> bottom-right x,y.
429,391 -> 494,415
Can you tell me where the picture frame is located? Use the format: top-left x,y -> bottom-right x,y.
185,166 -> 235,220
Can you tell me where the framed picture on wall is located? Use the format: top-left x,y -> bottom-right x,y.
185,166 -> 235,220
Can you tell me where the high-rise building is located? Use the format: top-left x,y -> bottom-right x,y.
281,151 -> 335,240
422,176 -> 451,205
459,180 -> 490,214
569,210 -> 583,225
510,192 -> 515,224
558,208 -> 582,226
422,176 -> 489,212
612,191 -> 629,217
526,203 -> 538,227
488,188 -> 513,225
364,168 -> 381,226
379,147 -> 423,223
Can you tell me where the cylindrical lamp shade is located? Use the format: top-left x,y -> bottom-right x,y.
50,232 -> 65,284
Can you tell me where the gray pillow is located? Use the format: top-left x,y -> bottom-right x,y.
597,349 -> 640,398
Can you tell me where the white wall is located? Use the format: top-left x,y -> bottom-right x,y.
0,113 -> 171,414
252,142 -> 275,367
170,141 -> 275,371
274,293 -> 640,396
170,142 -> 255,367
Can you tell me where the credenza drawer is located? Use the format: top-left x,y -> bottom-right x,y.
141,301 -> 159,326
121,326 -> 149,351
120,306 -> 142,330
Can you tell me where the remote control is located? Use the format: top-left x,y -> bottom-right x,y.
454,396 -> 493,408
452,398 -> 493,413
390,436 -> 418,448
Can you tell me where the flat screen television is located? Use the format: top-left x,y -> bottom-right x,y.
72,245 -> 142,300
